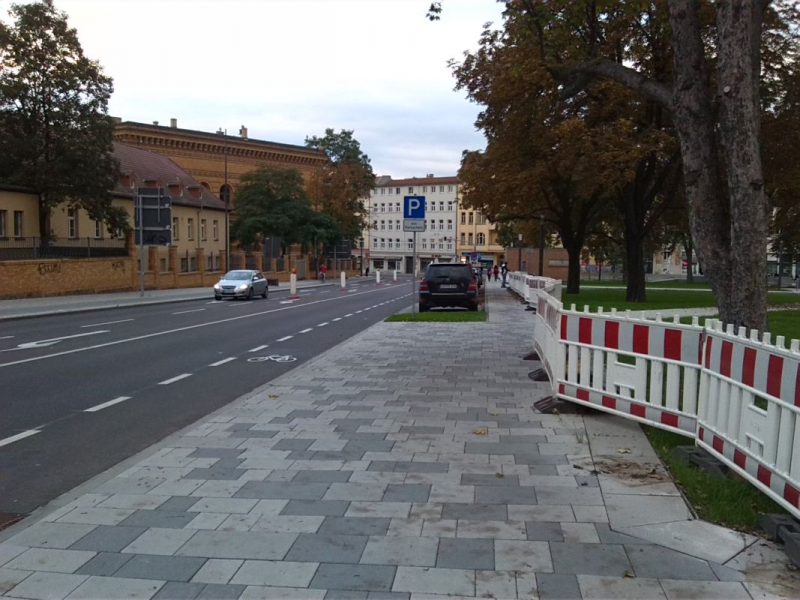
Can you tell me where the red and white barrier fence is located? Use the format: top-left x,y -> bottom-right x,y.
510,272 -> 800,519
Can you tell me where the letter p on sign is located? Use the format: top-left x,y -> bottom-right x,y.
404,195 -> 426,219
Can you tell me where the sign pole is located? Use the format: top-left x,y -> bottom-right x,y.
412,230 -> 417,320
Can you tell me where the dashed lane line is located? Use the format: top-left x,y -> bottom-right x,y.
277,336 -> 293,342
299,328 -> 313,334
84,396 -> 131,413
0,430 -> 41,448
173,308 -> 206,315
158,373 -> 192,385
249,345 -> 269,352
209,357 -> 236,367
80,319 -> 133,328
317,322 -> 329,327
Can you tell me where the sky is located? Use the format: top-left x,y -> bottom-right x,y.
0,0 -> 506,178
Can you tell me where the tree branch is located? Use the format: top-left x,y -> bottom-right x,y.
550,57 -> 673,110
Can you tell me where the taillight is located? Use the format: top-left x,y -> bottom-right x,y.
468,281 -> 477,292
419,280 -> 429,292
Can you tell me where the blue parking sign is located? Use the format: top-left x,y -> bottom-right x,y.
403,196 -> 426,219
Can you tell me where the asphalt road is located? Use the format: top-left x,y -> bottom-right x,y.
0,278 -> 413,517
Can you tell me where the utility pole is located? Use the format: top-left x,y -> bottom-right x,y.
538,214 -> 545,276
217,128 -> 230,272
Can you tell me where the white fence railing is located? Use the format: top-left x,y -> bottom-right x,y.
511,272 -> 800,520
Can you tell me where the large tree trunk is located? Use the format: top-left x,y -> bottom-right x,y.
565,241 -> 582,294
683,236 -> 694,283
624,233 -> 647,302
714,1 -> 768,331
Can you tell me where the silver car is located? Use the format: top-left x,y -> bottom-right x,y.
213,270 -> 268,300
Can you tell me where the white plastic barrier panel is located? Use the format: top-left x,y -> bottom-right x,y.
376,270 -> 381,284
340,271 -> 346,289
290,273 -> 297,297
393,270 -> 398,281
697,321 -> 800,517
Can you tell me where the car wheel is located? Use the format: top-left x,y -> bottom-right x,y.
261,287 -> 268,299
247,287 -> 254,300
214,295 -> 222,301
419,303 -> 429,313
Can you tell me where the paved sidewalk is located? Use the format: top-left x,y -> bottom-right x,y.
0,285 -> 796,599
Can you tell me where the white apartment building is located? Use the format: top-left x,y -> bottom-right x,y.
363,175 -> 459,274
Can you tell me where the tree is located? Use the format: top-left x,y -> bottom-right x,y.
231,166 -> 317,254
432,0 -> 800,331
0,0 -> 122,241
305,129 -> 375,241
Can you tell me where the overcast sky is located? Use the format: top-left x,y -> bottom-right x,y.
1,0 -> 505,178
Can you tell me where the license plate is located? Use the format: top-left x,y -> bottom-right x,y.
440,284 -> 457,289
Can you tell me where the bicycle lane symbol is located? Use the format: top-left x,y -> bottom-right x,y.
247,354 -> 297,363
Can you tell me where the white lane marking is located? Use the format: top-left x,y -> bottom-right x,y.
317,322 -> 329,327
9,330 -> 109,351
173,309 -> 205,315
355,310 -> 363,314
332,318 -> 342,322
0,287 -> 392,369
84,396 -> 131,413
159,373 -> 192,385
0,430 -> 40,448
249,345 -> 269,352
299,328 -> 313,334
0,335 -> 13,340
80,319 -> 133,328
277,336 -> 293,342
209,357 -> 236,367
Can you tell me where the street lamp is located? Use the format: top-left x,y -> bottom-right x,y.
517,233 -> 523,273
217,128 -> 230,272
359,238 -> 364,276
538,214 -> 545,277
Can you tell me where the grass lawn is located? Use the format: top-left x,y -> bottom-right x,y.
385,311 -> 487,322
643,426 -> 787,532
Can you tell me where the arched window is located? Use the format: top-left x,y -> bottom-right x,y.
219,184 -> 232,204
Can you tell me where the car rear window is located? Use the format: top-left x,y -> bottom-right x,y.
426,265 -> 471,280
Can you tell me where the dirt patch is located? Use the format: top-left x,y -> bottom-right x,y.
577,459 -> 671,483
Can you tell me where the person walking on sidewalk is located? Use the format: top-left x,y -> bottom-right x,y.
493,264 -> 500,282
320,264 -> 328,281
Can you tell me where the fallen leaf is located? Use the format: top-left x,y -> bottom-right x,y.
617,447 -> 631,454
495,472 -> 504,479
472,427 -> 489,436
268,394 -> 279,399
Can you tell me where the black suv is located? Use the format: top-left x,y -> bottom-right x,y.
418,263 -> 479,312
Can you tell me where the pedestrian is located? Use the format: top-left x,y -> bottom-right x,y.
365,266 -> 370,277
320,263 -> 328,281
493,264 -> 499,281
501,261 -> 508,286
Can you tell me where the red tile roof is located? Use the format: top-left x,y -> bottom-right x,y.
112,142 -> 225,210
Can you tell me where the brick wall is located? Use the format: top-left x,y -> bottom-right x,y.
0,258 -> 136,299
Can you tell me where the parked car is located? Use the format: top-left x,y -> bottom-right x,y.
418,262 -> 479,312
213,270 -> 268,300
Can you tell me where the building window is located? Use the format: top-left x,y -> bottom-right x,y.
372,219 -> 378,230
380,188 -> 385,195
388,221 -> 393,230
387,239 -> 392,249
422,186 -> 427,193
447,219 -> 453,230
468,212 -> 474,225
213,219 -> 219,241
439,220 -> 444,230
373,238 -> 378,248
200,219 -> 207,241
439,185 -> 444,192
447,240 -> 453,250
422,238 -> 427,249
448,185 -> 453,192
395,220 -> 400,230
461,212 -> 466,225
187,218 -> 194,241
67,208 -> 78,238
380,203 -> 385,212
439,202 -> 444,211
373,203 -> 378,211
460,233 -> 465,244
94,220 -> 103,239
0,210 -> 6,237
468,233 -> 474,246
172,217 -> 179,241
408,186 -> 413,194
13,211 -> 23,237
447,201 -> 453,211
381,220 -> 385,230
407,238 -> 413,249
477,233 -> 485,245
396,187 -> 400,194
380,238 -> 385,249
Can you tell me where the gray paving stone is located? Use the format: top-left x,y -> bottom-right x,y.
71,525 -> 147,552
536,487 -> 603,506
360,536 -> 438,567
285,534 -> 368,563
460,473 -> 520,486
317,517 -> 391,537
230,559 -> 319,587
526,521 -> 565,542
513,453 -> 569,465
228,430 -> 278,439
159,497 -> 202,512
7,572 -> 88,599
286,450 -> 317,460
293,471 -> 353,483
325,590 -> 367,599
117,510 -> 201,529
441,503 -> 507,521
272,439 -> 316,451
391,565 -> 474,596
311,563 -> 396,592
270,417 -> 294,424
6,522 -> 97,550
400,462 -> 450,474
66,574 -> 165,598
115,554 -> 206,581
235,481 -> 330,500
436,537 -> 494,570
313,450 -> 365,461
537,573 -> 582,599
177,531 -> 297,560
227,423 -> 257,431
625,544 -> 716,580
196,583 -> 247,599
475,485 -> 537,505
550,543 -> 631,577
594,523 -> 652,545
74,552 -> 133,576
5,547 -> 95,573
339,433 -> 388,441
366,592 -> 409,600
281,500 -> 351,517
286,410 -> 323,419
189,448 -> 244,459
344,440 -> 395,454
382,484 -> 430,503
331,418 -> 375,431
153,581 -> 206,599
185,467 -> 247,480
399,426 -> 444,434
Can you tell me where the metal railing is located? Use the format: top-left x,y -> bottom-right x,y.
510,272 -> 800,520
0,237 -> 127,259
